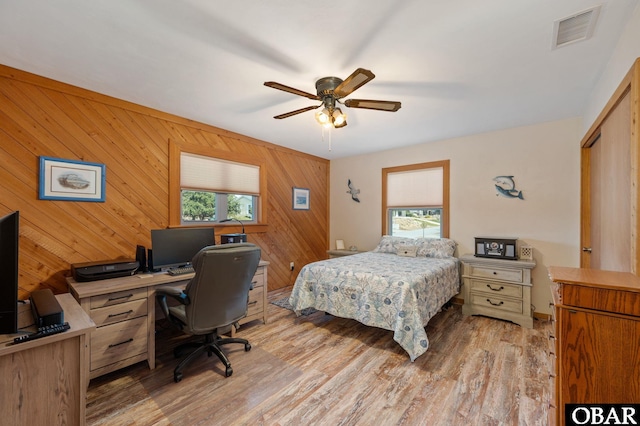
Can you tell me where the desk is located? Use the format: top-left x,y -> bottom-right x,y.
67,260 -> 268,380
0,293 -> 95,426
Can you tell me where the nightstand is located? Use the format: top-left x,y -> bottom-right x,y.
327,249 -> 364,258
460,254 -> 535,328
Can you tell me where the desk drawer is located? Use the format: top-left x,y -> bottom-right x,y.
91,298 -> 148,326
470,294 -> 522,314
247,285 -> 264,317
91,316 -> 147,370
468,279 -> 522,298
90,287 -> 147,309
252,268 -> 265,288
468,265 -> 523,283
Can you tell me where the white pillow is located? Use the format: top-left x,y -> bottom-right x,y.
372,235 -> 416,254
397,245 -> 418,257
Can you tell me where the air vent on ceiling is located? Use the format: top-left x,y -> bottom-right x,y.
552,5 -> 601,49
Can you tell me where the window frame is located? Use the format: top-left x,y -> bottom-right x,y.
169,141 -> 267,232
381,160 -> 450,238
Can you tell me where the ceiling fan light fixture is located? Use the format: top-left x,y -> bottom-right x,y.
315,108 -> 330,125
332,108 -> 347,127
334,118 -> 347,128
265,68 -> 400,132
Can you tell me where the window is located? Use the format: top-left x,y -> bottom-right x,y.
169,143 -> 266,227
382,160 -> 450,238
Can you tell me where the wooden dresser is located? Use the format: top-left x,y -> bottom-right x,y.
548,266 -> 640,425
68,260 -> 268,380
461,254 -> 535,328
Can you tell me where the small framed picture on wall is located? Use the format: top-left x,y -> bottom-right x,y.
39,156 -> 106,202
292,187 -> 310,210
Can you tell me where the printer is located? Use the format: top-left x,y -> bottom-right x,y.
71,259 -> 139,282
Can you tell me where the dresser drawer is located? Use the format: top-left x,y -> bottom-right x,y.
470,294 -> 522,314
468,279 -> 523,298
91,316 -> 147,370
468,265 -> 523,283
90,287 -> 148,309
90,298 -> 148,326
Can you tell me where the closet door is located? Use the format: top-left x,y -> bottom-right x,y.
582,91 -> 631,271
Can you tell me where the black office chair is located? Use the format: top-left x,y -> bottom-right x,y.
156,243 -> 261,382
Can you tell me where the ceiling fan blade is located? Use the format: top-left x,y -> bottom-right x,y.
273,105 -> 320,119
264,81 -> 320,100
344,99 -> 401,112
333,68 -> 376,98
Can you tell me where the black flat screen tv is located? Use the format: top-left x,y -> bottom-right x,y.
0,211 -> 19,334
150,227 -> 215,271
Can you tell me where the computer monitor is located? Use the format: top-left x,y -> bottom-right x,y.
150,227 -> 215,271
0,211 -> 19,334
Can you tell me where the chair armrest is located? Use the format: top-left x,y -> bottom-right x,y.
156,285 -> 189,302
155,286 -> 190,326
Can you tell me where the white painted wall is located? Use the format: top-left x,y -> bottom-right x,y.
330,117 -> 582,316
328,4 -> 640,318
583,2 -> 640,132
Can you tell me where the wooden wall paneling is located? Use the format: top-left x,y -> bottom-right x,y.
32,93 -> 165,248
12,90 -> 153,259
0,63 -> 329,297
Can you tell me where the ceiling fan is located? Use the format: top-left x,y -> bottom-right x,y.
264,68 -> 401,129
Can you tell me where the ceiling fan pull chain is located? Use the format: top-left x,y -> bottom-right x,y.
321,125 -> 332,151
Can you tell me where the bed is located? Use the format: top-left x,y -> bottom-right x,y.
289,236 -> 461,361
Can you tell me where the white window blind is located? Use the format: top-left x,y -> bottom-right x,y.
180,152 -> 260,195
387,167 -> 443,207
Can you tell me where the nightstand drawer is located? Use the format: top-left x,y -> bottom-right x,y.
470,294 -> 522,314
468,279 -> 522,298
468,265 -> 523,283
91,316 -> 147,370
90,298 -> 148,326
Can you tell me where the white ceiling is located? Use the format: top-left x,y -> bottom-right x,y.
0,1 -> 637,159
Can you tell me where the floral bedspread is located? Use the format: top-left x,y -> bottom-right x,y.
289,252 -> 461,361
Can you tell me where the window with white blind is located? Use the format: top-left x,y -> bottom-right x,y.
169,143 -> 265,227
382,160 -> 450,238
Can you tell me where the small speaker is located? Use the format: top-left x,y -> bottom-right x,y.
136,245 -> 147,273
147,248 -> 158,272
520,245 -> 533,260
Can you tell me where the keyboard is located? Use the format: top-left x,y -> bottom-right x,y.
167,265 -> 195,276
13,322 -> 70,344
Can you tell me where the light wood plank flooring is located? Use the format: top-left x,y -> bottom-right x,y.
86,287 -> 552,425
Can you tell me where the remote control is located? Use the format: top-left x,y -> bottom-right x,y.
13,322 -> 70,344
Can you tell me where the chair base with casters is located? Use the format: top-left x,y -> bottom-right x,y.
172,331 -> 252,382
155,243 -> 262,383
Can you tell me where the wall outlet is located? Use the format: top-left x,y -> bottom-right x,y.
290,261 -> 295,271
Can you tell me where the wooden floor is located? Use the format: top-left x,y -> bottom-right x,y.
86,287 -> 552,425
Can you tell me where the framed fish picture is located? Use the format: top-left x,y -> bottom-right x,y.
39,156 -> 106,202
493,175 -> 524,200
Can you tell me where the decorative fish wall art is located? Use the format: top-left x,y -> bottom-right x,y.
493,176 -> 524,200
